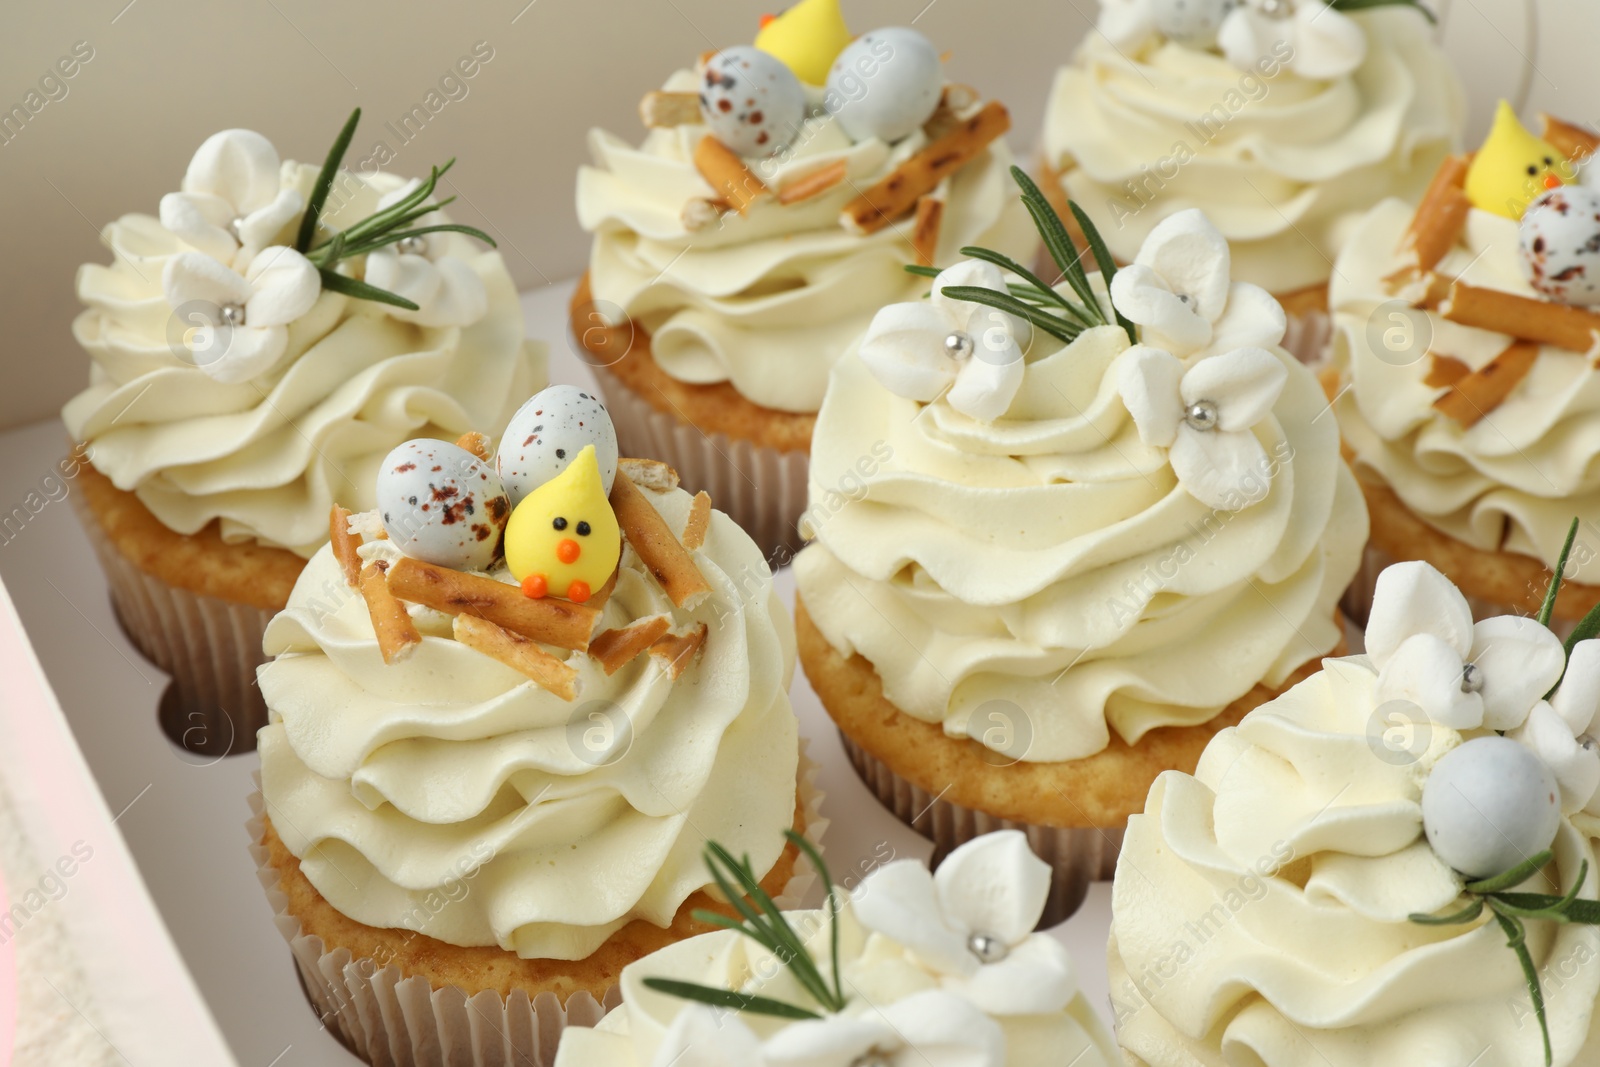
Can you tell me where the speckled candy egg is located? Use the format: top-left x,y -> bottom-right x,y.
1519,186 -> 1600,306
495,385 -> 618,509
699,45 -> 807,158
825,28 -> 943,144
1151,0 -> 1240,47
1422,736 -> 1561,879
377,440 -> 510,571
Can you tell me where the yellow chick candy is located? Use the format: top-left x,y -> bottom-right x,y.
754,0 -> 851,86
1465,101 -> 1576,220
504,445 -> 620,604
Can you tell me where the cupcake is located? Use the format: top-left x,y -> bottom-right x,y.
1109,554 -> 1600,1066
63,112 -> 543,754
1041,0 -> 1463,364
1333,108 -> 1600,632
555,830 -> 1118,1067
794,171 -> 1364,923
575,0 -> 1035,560
251,387 -> 820,1065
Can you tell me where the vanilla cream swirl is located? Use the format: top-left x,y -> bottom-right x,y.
793,318 -> 1363,763
577,70 -> 1035,414
64,163 -> 543,557
1109,655 -> 1600,1066
555,907 -> 1116,1066
1335,199 -> 1600,582
1044,8 -> 1461,294
257,489 -> 800,961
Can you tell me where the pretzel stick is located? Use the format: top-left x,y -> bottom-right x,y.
682,491 -> 712,550
1441,281 -> 1600,353
590,615 -> 673,675
912,193 -> 944,268
694,135 -> 770,215
610,473 -> 711,608
641,90 -> 701,129
453,614 -> 578,701
1398,155 -> 1470,273
650,624 -> 708,680
360,561 -> 421,664
330,505 -> 363,587
586,567 -> 620,614
618,457 -> 680,492
1424,353 -> 1472,389
387,558 -> 597,650
923,83 -> 979,141
842,101 -> 1011,235
1541,114 -> 1600,165
778,159 -> 848,205
1432,341 -> 1540,428
454,431 -> 492,461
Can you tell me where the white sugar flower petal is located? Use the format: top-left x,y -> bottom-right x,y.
1365,562 -> 1475,671
1375,633 -> 1483,730
377,177 -> 426,213
1117,345 -> 1185,447
859,302 -> 960,403
1469,616 -> 1569,731
182,129 -> 283,215
1169,423 -> 1269,511
946,341 -> 1024,422
652,1005 -> 765,1067
194,324 -> 288,384
1511,701 -> 1600,815
875,991 -> 1005,1066
1097,0 -> 1158,49
763,1015 -> 890,1066
1209,283 -> 1288,353
1180,347 -> 1287,432
1110,263 -> 1211,352
1554,641 -> 1600,736
1291,1 -> 1368,80
852,859 -> 973,976
414,257 -> 489,328
944,933 -> 1077,1015
1134,210 -> 1231,319
242,247 -> 320,327
1217,8 -> 1283,73
365,249 -> 445,312
162,251 -> 253,310
931,259 -> 1010,320
933,830 -> 1051,946
235,186 -> 305,250
158,192 -> 238,261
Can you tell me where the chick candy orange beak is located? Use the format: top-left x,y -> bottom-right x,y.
556,538 -> 581,564
1546,172 -> 1565,190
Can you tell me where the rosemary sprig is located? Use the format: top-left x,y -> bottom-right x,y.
940,285 -> 1082,345
1330,0 -> 1437,23
1539,518 -> 1580,628
296,108 -> 361,253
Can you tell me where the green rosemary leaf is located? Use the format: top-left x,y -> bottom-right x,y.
297,108 -> 362,253
1494,895 -> 1600,925
1565,603 -> 1600,658
1483,898 -> 1575,923
1068,201 -> 1137,344
337,160 -> 457,247
317,269 -> 419,310
705,844 -> 835,1010
689,909 -> 757,936
339,224 -> 498,259
1466,851 -> 1553,895
1491,909 -> 1552,1066
1540,518 -> 1581,628
737,849 -> 839,1011
1009,167 -> 1103,324
904,264 -> 943,278
640,979 -> 822,1021
786,830 -> 844,1007
958,246 -> 1075,312
1408,899 -> 1484,926
1330,0 -> 1436,24
939,286 -> 1081,345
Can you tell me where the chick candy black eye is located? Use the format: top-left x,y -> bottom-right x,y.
552,516 -> 568,531
1545,156 -> 1555,166
1528,165 -> 1539,175
576,521 -> 592,536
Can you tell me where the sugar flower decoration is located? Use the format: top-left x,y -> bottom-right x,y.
162,246 -> 320,383
850,831 -> 1076,1015
362,179 -> 489,328
1117,345 -> 1287,511
1365,561 -> 1568,733
1108,210 -> 1285,357
858,260 -> 1030,423
159,129 -> 304,267
1510,638 -> 1600,815
1219,0 -> 1368,82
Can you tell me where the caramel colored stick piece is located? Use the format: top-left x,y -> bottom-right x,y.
618,457 -> 680,492
360,561 -> 421,664
694,135 -> 770,216
587,567 -> 620,614
609,473 -> 711,608
681,491 -> 712,550
1542,114 -> 1600,165
842,101 -> 1010,235
778,159 -> 848,206
649,624 -> 708,680
1383,268 -> 1455,309
1432,341 -> 1540,428
453,614 -> 578,701
387,557 -> 598,651
454,431 -> 492,461
641,90 -> 701,129
330,505 -> 363,587
1442,281 -> 1600,353
923,83 -> 979,141
912,194 -> 945,268
1424,352 -> 1472,388
1398,155 -> 1470,273
590,615 -> 673,675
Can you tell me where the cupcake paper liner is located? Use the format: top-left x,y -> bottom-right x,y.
591,360 -> 810,567
248,747 -> 828,1067
837,731 -> 1121,928
70,488 -> 272,757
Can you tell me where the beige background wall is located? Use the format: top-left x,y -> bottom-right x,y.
0,0 -> 1569,431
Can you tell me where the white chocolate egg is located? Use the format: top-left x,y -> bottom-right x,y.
1151,0 -> 1240,47
699,45 -> 807,158
1422,736 -> 1561,879
495,385 -> 618,509
377,439 -> 510,571
824,28 -> 943,144
1519,186 -> 1600,306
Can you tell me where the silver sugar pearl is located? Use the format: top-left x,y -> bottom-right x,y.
1461,662 -> 1485,694
219,302 -> 246,327
1183,400 -> 1220,432
1581,734 -> 1598,753
944,330 -> 975,362
396,235 -> 428,256
1175,292 -> 1193,306
968,931 -> 1010,964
